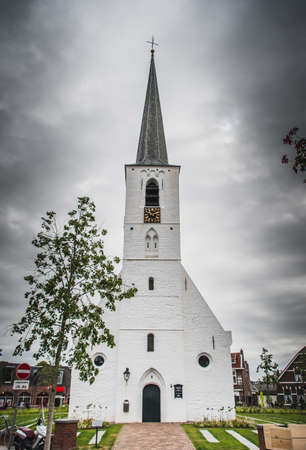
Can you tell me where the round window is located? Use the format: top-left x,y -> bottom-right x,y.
198,355 -> 210,368
94,355 -> 105,367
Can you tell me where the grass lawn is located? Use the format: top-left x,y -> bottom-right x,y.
0,406 -> 68,429
237,412 -> 306,425
76,424 -> 122,449
182,424 -> 259,449
1,407 -> 121,449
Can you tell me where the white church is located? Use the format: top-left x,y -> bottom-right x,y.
69,47 -> 235,423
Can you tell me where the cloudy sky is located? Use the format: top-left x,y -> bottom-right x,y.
1,0 -> 305,379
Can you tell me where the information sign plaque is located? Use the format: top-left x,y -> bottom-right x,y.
174,384 -> 183,399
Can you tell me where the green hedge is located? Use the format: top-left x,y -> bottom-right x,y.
236,406 -> 306,414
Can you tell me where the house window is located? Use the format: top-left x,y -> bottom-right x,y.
147,333 -> 154,352
295,373 -> 302,382
285,394 -> 292,404
57,369 -> 64,385
232,356 -> 236,364
3,367 -> 14,384
294,367 -> 302,382
36,392 -> 48,407
94,355 -> 105,367
32,367 -> 41,385
232,370 -> 237,384
198,354 -> 210,368
18,392 -> 31,406
145,179 -> 159,206
149,277 -> 154,290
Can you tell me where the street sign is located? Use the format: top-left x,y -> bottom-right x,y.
16,363 -> 31,380
13,380 -> 29,390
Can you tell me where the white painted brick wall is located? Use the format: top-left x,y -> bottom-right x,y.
124,165 -> 180,225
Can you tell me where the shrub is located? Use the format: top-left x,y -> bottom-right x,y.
195,418 -> 256,429
77,419 -> 110,430
78,418 -> 93,429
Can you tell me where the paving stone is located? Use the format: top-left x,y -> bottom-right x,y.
89,430 -> 105,445
113,423 -> 195,450
226,430 -> 259,450
200,429 -> 219,442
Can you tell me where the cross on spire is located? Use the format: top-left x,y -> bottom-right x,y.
146,35 -> 159,53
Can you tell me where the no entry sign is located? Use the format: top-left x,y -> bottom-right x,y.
16,363 -> 31,380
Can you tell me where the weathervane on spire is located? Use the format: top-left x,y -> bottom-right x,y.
146,35 -> 159,54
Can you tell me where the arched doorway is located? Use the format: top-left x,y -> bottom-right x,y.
142,384 -> 160,422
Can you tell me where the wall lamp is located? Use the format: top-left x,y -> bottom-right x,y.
123,368 -> 130,382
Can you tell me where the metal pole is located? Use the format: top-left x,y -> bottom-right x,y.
7,406 -> 17,450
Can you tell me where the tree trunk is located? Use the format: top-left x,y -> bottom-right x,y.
44,384 -> 57,450
43,315 -> 67,450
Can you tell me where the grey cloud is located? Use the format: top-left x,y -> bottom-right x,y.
0,0 -> 305,378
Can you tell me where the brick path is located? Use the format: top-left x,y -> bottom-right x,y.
113,423 -> 195,450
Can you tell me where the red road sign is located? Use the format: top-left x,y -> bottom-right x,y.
16,363 -> 31,380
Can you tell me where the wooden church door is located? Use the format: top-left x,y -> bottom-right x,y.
142,384 -> 160,422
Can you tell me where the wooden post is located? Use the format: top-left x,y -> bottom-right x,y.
257,425 -> 267,450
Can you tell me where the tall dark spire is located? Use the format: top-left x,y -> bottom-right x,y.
136,46 -> 168,165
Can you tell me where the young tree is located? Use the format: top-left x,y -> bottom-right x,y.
282,127 -> 306,182
11,197 -> 137,450
256,348 -> 279,407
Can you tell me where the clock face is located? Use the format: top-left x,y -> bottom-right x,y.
144,207 -> 161,223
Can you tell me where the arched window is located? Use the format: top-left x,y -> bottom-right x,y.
146,234 -> 151,250
145,228 -> 159,254
145,179 -> 159,206
149,277 -> 154,290
153,235 -> 158,249
147,333 -> 154,352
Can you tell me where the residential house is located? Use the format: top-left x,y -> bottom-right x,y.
0,361 -> 71,408
231,349 -> 252,405
277,345 -> 306,408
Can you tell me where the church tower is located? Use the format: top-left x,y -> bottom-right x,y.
69,46 -> 235,423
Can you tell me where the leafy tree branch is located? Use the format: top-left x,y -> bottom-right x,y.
11,196 -> 137,450
282,127 -> 306,182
